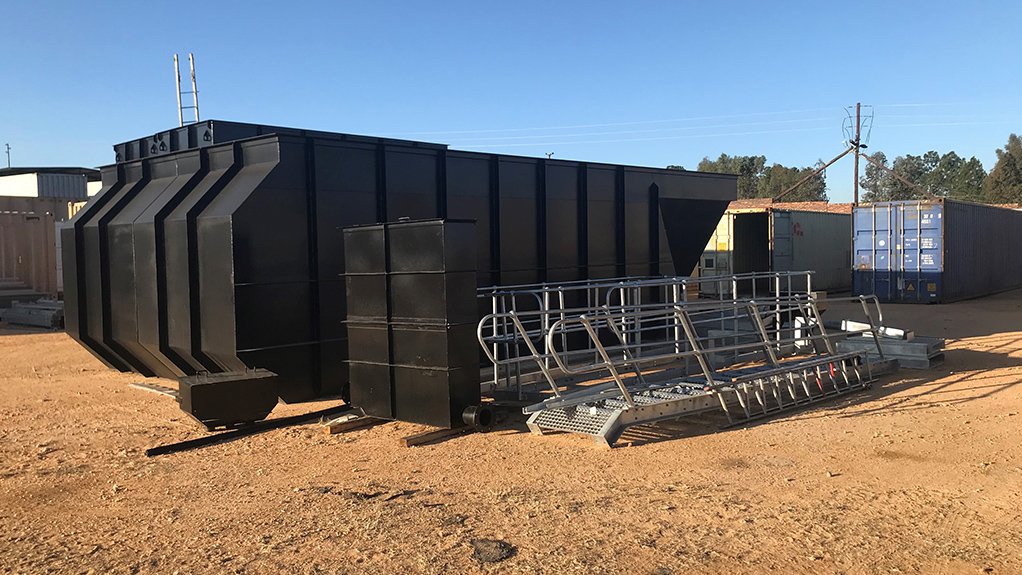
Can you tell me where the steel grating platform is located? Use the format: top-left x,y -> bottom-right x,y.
479,281 -> 899,448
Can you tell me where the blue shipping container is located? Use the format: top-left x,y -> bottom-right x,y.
853,199 -> 1022,303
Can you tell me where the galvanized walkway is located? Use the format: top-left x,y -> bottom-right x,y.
479,276 -> 893,447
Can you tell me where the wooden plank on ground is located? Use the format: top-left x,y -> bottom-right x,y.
129,382 -> 179,399
400,426 -> 474,448
322,414 -> 387,435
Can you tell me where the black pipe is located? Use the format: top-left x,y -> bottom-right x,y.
145,404 -> 351,457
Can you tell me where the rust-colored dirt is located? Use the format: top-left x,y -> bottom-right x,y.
2,291 -> 1021,574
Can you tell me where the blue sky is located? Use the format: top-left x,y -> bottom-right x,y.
1,1 -> 1019,201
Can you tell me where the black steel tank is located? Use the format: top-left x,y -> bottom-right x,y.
63,121 -> 736,426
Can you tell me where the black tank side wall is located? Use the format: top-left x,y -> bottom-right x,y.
71,129 -> 735,416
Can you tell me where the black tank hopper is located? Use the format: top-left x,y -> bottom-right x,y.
63,120 -> 736,428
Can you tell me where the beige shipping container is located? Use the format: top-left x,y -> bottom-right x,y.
0,211 -> 58,296
0,196 -> 74,297
700,207 -> 851,295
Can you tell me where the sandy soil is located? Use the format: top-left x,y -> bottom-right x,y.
1,291 -> 1021,575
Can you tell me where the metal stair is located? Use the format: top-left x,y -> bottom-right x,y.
479,285 -> 895,447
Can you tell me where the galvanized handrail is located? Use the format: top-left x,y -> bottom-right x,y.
538,296 -> 883,408
476,270 -> 816,396
543,298 -> 814,376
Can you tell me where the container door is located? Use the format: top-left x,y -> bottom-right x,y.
899,202 -> 943,302
699,214 -> 732,295
853,204 -> 895,301
770,210 -> 793,274
733,212 -> 770,295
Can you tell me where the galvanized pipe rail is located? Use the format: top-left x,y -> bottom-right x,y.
477,293 -> 890,446
477,271 -> 814,397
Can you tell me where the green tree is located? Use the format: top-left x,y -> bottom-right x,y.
888,154 -> 929,200
696,153 -> 767,199
922,151 -> 985,201
859,151 -> 892,202
984,134 -> 1022,203
862,153 -> 928,201
861,150 -> 986,202
757,163 -> 828,201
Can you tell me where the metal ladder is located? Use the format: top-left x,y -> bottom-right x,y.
174,53 -> 200,127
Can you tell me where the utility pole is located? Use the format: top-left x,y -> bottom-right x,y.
545,152 -> 554,159
853,102 -> 861,205
4,143 -> 10,168
774,102 -> 871,203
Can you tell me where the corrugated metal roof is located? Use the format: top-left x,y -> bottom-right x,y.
726,199 -> 854,214
0,167 -> 101,181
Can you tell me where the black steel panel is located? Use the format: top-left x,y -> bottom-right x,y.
445,154 -> 492,274
349,361 -> 393,419
385,150 -> 438,221
210,140 -> 308,285
343,224 -> 386,274
62,166 -> 130,370
107,155 -> 182,379
345,274 -> 388,321
347,322 -> 391,365
194,139 -> 312,379
588,265 -> 619,280
238,344 -> 320,403
163,144 -> 238,372
498,159 -> 539,274
392,366 -> 480,428
545,267 -> 583,283
315,142 -> 379,278
389,272 -> 477,324
660,197 -> 731,277
587,167 -> 617,267
233,283 -> 314,353
133,150 -> 207,374
178,369 -> 278,429
113,120 -> 447,163
624,170 -> 653,276
390,322 -> 477,369
83,161 -> 156,376
545,162 -> 580,278
317,279 -> 347,340
319,339 -> 349,399
388,220 -> 476,273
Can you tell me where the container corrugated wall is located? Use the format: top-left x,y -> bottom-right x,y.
853,199 -> 1022,303
779,210 -> 851,292
0,211 -> 57,295
943,200 -> 1022,301
700,208 -> 851,293
37,173 -> 88,200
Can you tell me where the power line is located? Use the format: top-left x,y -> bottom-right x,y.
386,102 -> 967,138
390,106 -> 839,136
453,125 -> 835,148
442,117 -> 833,143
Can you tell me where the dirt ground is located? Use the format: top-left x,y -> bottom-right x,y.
1,291 -> 1021,575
